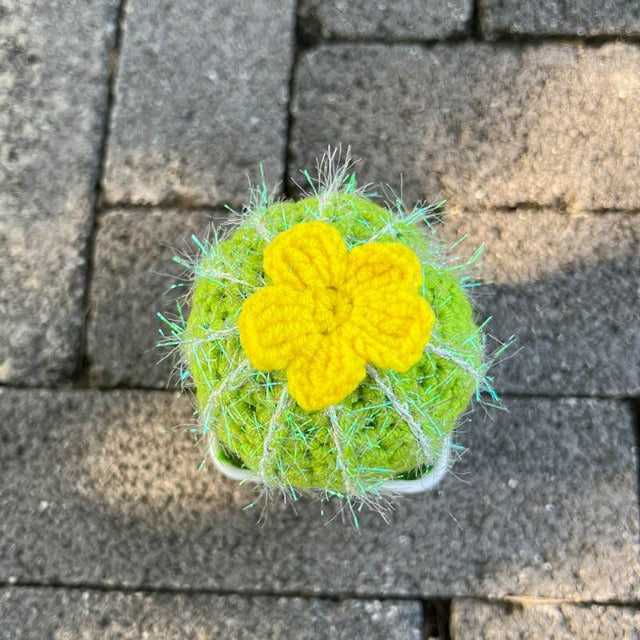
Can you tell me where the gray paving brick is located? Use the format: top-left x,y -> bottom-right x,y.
480,0 -> 640,37
0,0 -> 118,384
87,208 -> 640,396
86,209 -> 214,388
0,588 -> 421,640
103,0 -> 295,207
439,210 -> 640,396
450,599 -> 640,639
1,389 -> 637,600
290,43 -> 640,213
299,0 -> 471,40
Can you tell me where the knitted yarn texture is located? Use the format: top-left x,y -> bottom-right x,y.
160,166 -> 503,501
238,220 -> 435,411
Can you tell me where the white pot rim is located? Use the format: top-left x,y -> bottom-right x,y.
207,435 -> 451,495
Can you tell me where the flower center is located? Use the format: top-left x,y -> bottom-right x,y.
313,286 -> 353,334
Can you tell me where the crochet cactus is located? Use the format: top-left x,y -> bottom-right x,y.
159,154 -> 504,507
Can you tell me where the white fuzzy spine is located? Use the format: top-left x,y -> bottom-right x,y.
367,364 -> 435,463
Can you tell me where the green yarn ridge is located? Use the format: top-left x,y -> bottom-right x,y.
181,191 -> 483,496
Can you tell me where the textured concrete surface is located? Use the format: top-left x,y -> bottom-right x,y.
0,588 -> 421,640
299,0 -> 472,40
3,1 -> 640,636
88,208 -> 640,395
439,210 -> 640,395
450,599 -> 640,639
87,209 -> 215,388
103,0 -> 295,207
0,0 -> 118,385
480,0 -> 640,37
291,43 -> 640,212
1,388 -> 637,600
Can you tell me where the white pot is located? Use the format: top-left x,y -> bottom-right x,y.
207,435 -> 451,495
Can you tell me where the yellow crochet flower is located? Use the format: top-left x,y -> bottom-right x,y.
238,221 -> 435,411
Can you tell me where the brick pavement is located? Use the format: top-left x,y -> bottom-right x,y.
1,1 -> 639,637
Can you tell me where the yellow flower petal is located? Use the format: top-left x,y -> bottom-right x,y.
263,221 -> 348,290
345,288 -> 435,371
342,242 -> 423,295
287,332 -> 366,411
238,285 -> 321,371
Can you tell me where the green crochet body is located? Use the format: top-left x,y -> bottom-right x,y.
182,192 -> 483,495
